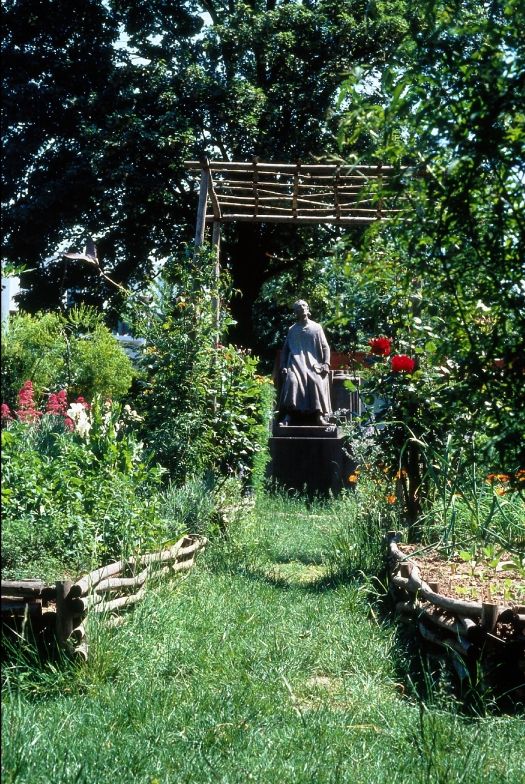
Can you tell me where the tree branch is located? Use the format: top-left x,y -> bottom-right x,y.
199,0 -> 219,25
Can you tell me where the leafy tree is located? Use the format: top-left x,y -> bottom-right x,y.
337,0 -> 525,469
253,233 -> 412,354
2,0 -> 410,339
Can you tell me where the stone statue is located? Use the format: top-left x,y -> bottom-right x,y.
279,300 -> 332,426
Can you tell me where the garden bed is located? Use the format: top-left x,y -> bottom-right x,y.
387,533 -> 525,700
1,534 -> 207,661
396,543 -> 524,606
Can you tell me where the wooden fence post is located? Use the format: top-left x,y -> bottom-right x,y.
55,580 -> 73,647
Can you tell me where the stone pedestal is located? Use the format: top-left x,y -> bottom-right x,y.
269,425 -> 353,497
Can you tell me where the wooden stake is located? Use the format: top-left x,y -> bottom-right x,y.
481,602 -> 500,633
292,163 -> 299,218
55,580 -> 73,646
212,220 -> 221,345
252,156 -> 259,217
334,165 -> 341,220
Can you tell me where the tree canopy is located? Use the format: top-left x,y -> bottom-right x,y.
333,0 -> 525,467
2,0 -> 409,333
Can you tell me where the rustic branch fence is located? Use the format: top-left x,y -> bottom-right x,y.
387,532 -> 525,692
1,534 -> 207,661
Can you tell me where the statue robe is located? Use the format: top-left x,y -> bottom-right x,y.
279,319 -> 331,415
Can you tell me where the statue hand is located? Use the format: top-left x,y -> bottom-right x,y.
314,363 -> 329,376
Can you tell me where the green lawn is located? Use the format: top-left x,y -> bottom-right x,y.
2,493 -> 524,783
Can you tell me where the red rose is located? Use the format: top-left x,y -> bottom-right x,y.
391,354 -> 416,373
368,336 -> 392,356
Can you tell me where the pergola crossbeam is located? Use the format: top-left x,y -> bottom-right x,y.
204,214 -> 384,224
185,160 -> 398,174
185,159 -> 403,227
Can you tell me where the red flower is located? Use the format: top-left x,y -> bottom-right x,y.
75,395 -> 91,409
368,336 -> 392,356
16,381 -> 41,422
391,355 -> 416,373
46,389 -> 68,415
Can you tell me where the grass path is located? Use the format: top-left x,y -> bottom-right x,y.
2,494 -> 524,783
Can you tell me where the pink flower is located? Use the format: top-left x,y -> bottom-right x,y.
1,403 -> 12,420
368,336 -> 392,356
75,395 -> 90,409
16,381 -> 41,422
391,355 -> 416,373
46,389 -> 68,415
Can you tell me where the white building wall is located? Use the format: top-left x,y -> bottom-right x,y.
1,276 -> 20,325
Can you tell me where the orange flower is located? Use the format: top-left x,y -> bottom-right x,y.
495,487 -> 507,496
485,473 -> 511,484
395,469 -> 408,479
386,495 -> 397,504
348,474 -> 359,484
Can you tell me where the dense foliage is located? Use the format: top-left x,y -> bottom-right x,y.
127,247 -> 273,485
253,238 -> 410,354
2,0 -> 410,331
1,392 -> 175,580
1,305 -> 135,406
333,0 -> 525,473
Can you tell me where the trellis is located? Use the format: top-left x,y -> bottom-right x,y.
184,158 -> 404,330
185,158 -> 403,248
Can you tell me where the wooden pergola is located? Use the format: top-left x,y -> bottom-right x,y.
184,158 -> 403,248
184,158 -> 403,334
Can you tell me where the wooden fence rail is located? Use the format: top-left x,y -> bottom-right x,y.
1,534 -> 207,662
386,531 -> 525,692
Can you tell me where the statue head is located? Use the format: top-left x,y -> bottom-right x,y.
292,300 -> 310,320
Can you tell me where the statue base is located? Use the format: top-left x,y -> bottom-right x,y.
268,426 -> 354,497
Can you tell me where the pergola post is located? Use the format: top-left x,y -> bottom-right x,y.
194,158 -> 210,248
211,221 -> 221,344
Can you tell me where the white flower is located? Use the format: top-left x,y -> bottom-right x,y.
66,404 -> 92,438
123,404 -> 144,422
67,403 -> 86,418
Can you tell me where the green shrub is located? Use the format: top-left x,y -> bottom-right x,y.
128,248 -> 270,485
1,306 -> 134,406
1,311 -> 65,404
1,396 -> 181,581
